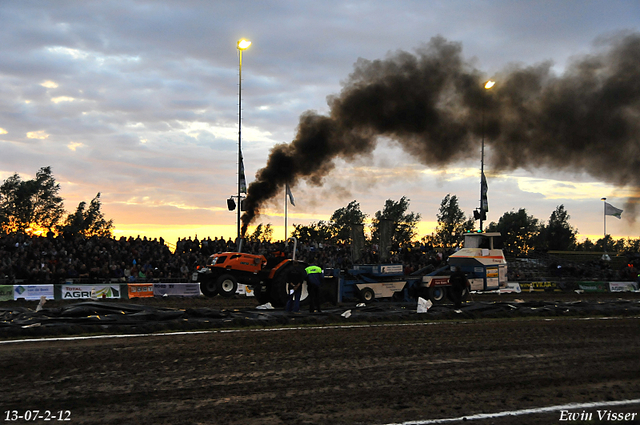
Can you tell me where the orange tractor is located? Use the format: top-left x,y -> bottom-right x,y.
196,251 -> 308,307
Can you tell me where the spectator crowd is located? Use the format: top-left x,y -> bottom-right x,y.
2,233 -> 635,285
0,233 -> 444,284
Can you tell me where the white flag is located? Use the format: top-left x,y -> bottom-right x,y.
286,184 -> 295,206
604,202 -> 623,219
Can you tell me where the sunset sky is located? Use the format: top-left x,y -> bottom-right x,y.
1,1 -> 639,247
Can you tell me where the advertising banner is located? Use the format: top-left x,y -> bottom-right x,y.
128,283 -> 154,298
499,282 -> 522,293
577,281 -> 608,293
0,285 -> 13,301
609,281 -> 639,292
13,285 -> 55,300
61,285 -> 122,300
153,283 -> 200,297
519,281 -> 561,292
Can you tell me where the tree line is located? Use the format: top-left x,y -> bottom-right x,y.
2,167 -> 637,258
289,197 -> 421,248
0,167 -> 113,237
290,194 -> 640,258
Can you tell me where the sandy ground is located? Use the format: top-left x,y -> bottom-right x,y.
1,292 -> 640,425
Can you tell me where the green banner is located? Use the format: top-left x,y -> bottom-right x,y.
0,285 -> 14,301
577,281 -> 608,293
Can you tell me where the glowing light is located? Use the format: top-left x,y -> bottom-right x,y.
237,39 -> 252,50
41,81 -> 59,88
0,128 -> 7,135
484,80 -> 495,89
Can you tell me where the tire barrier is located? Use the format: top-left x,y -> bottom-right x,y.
2,298 -> 639,339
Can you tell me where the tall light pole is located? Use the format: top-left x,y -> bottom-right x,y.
478,79 -> 495,232
237,39 -> 251,247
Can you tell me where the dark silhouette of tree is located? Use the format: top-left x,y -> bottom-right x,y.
58,193 -> 113,237
248,223 -> 274,243
290,221 -> 332,244
486,208 -> 542,257
0,166 -> 64,234
370,196 -> 420,246
329,200 -> 367,244
426,194 -> 475,251
541,204 -> 578,251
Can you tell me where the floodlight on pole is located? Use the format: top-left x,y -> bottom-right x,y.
236,39 -> 251,249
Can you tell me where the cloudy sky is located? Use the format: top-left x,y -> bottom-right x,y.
1,0 -> 639,245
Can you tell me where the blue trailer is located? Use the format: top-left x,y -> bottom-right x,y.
328,232 -> 508,304
334,264 -> 409,303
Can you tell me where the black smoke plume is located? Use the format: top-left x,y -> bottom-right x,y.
241,33 -> 640,235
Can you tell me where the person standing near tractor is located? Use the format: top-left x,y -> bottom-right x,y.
449,266 -> 470,309
285,267 -> 305,313
305,265 -> 323,313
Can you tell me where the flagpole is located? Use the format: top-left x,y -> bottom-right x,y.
284,186 -> 288,241
478,80 -> 495,232
602,197 -> 606,237
480,103 -> 485,232
237,44 -> 243,247
601,197 -> 607,253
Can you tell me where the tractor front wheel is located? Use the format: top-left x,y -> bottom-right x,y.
217,274 -> 238,298
199,276 -> 219,297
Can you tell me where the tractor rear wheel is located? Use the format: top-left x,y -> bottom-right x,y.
269,274 -> 288,307
217,274 -> 238,298
252,283 -> 270,305
269,264 -> 308,308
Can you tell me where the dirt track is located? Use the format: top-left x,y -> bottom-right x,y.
1,293 -> 640,425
